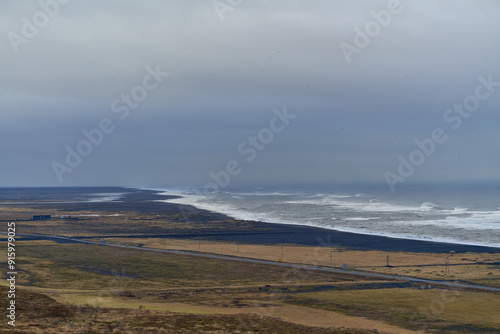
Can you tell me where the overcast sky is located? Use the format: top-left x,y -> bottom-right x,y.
1,0 -> 499,189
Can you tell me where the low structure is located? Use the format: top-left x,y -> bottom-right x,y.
32,215 -> 51,221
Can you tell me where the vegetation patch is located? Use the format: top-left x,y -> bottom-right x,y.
283,288 -> 500,333
0,287 -> 384,334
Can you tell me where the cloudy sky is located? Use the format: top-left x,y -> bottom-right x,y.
1,0 -> 499,189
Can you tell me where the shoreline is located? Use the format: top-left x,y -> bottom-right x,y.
151,189 -> 500,253
3,186 -> 500,253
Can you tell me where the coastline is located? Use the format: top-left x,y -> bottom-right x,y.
2,187 -> 500,253
151,187 -> 500,251
4,187 -> 500,333
151,189 -> 500,253
8,187 -> 497,254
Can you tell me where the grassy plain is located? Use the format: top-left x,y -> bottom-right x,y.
104,237 -> 500,287
1,200 -> 499,333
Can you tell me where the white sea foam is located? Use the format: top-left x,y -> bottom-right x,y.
343,217 -> 380,221
154,187 -> 500,248
87,192 -> 127,202
327,226 -> 500,248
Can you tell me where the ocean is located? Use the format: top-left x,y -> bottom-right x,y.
156,183 -> 500,248
0,187 -> 128,205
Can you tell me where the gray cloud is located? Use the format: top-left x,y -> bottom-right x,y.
1,0 -> 499,187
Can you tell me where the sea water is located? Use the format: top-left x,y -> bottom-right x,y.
157,183 -> 500,248
0,187 -> 128,204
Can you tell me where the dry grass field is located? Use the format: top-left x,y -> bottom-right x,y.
1,203 -> 500,333
101,237 -> 500,287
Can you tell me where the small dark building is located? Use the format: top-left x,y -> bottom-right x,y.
33,215 -> 51,221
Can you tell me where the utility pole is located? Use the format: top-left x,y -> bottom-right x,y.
386,255 -> 390,267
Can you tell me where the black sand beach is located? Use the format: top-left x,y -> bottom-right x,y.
8,187 -> 499,254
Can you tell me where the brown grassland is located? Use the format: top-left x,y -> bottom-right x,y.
0,203 -> 499,333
